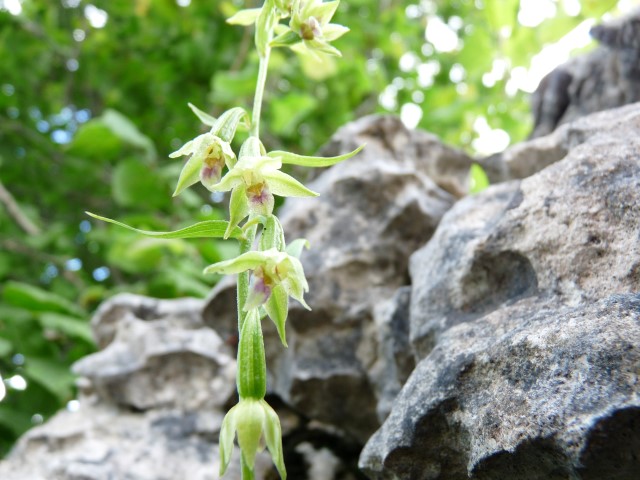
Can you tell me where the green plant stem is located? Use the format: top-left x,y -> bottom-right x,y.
250,47 -> 271,138
241,456 -> 255,480
237,224 -> 258,331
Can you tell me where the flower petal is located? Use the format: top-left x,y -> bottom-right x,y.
168,138 -> 195,158
285,238 -> 310,258
264,284 -> 289,346
227,7 -> 262,26
236,399 -> 266,469
173,153 -> 204,196
322,23 -> 350,42
203,250 -> 270,275
226,183 -> 249,238
188,103 -> 216,127
264,170 -> 319,197
211,169 -> 243,192
245,275 -> 273,311
261,399 -> 287,480
219,405 -> 238,477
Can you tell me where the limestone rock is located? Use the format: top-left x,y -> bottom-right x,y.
530,8 -> 640,138
204,115 -> 465,442
413,103 -> 640,356
360,295 -> 640,479
362,103 -> 640,478
482,101 -> 640,183
73,293 -> 237,411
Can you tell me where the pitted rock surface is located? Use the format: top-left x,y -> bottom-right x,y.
361,102 -> 640,479
360,295 -> 640,480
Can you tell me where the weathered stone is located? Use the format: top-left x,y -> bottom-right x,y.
316,115 -> 475,198
360,295 -> 640,479
73,294 -> 237,411
482,101 -> 640,183
362,103 -> 640,478
530,8 -> 640,138
204,115 -> 465,442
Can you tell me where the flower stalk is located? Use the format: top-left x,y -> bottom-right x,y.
89,1 -> 361,478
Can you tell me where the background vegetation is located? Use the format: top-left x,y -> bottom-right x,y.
0,0 -> 621,456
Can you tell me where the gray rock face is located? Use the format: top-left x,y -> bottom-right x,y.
361,102 -> 640,478
360,295 -> 640,480
73,293 -> 237,411
204,115 -> 467,443
531,8 -> 640,138
483,101 -> 640,183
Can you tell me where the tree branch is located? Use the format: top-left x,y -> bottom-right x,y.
0,179 -> 41,235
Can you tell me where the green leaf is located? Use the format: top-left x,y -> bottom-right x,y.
227,7 -> 262,26
2,281 -> 84,318
112,159 -> 169,208
38,312 -> 94,344
0,406 -> 32,437
101,109 -> 156,161
236,310 -> 267,399
270,144 -> 364,167
264,170 -> 319,197
23,357 -> 76,401
469,163 -> 490,194
269,92 -> 318,136
86,212 -> 243,239
0,337 -> 12,357
188,102 -> 217,127
264,284 -> 288,347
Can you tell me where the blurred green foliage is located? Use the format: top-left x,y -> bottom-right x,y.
0,0 -> 619,456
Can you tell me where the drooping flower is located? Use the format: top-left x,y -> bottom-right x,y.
169,133 -> 236,195
205,248 -> 309,309
204,247 -> 310,346
0,372 -> 5,402
219,397 -> 286,479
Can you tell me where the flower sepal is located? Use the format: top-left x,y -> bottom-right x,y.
219,397 -> 286,479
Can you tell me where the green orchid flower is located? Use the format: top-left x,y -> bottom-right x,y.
169,133 -> 236,195
204,247 -> 310,346
211,145 -> 319,237
271,0 -> 349,57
